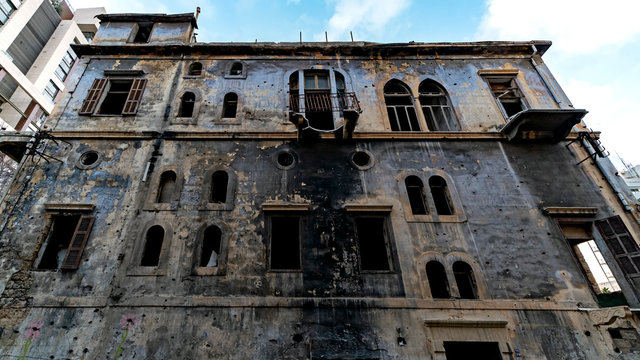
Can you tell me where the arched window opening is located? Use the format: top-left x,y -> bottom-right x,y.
179,92 -> 195,117
419,80 -> 459,131
156,171 -> 177,203
405,176 -> 428,215
426,261 -> 450,298
384,80 -> 420,131
210,171 -> 229,203
141,225 -> 164,266
336,72 -> 346,109
230,62 -> 243,75
222,93 -> 238,118
188,62 -> 202,76
453,261 -> 478,299
429,176 -> 454,215
200,225 -> 222,267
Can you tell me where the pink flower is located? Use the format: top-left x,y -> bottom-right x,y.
119,314 -> 139,330
25,319 -> 43,340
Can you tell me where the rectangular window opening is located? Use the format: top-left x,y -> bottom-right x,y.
37,215 -> 81,270
443,341 -> 503,360
97,80 -> 133,115
269,216 -> 301,271
485,76 -> 527,118
133,22 -> 153,43
355,217 -> 392,271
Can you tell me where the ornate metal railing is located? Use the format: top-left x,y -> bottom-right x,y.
289,92 -> 361,114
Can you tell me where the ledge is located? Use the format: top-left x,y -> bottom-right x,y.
424,319 -> 508,328
345,204 -> 393,212
262,203 -> 310,212
44,203 -> 96,212
542,207 -> 598,217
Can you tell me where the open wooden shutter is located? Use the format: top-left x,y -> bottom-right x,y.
79,78 -> 107,114
595,216 -> 640,275
61,216 -> 95,270
122,78 -> 147,115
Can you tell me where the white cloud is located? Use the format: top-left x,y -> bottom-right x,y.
321,0 -> 411,41
477,0 -> 640,54
67,0 -> 164,13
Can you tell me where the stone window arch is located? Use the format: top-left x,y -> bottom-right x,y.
193,223 -> 229,275
145,167 -> 183,211
222,93 -> 238,119
188,62 -> 202,76
419,79 -> 460,131
210,170 -> 229,203
384,80 -> 420,131
426,260 -> 451,298
453,261 -> 478,299
429,175 -> 454,215
156,171 -> 177,203
141,225 -> 164,267
405,175 -> 428,215
178,91 -> 196,117
230,62 -> 243,76
202,168 -> 236,211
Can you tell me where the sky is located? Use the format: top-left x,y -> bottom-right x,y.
68,0 -> 640,169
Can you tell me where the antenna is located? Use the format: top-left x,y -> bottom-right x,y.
300,31 -> 302,44
325,31 -> 328,43
195,7 -> 201,21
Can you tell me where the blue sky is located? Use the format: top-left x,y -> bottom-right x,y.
69,0 -> 640,169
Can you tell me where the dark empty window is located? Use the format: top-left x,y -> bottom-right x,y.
419,80 -> 459,131
38,215 -> 80,270
141,225 -> 164,266
156,171 -> 177,203
596,215 -> 640,277
210,170 -> 228,203
355,217 -> 392,271
222,93 -> 238,118
188,62 -> 202,76
384,80 -> 420,131
97,80 -> 132,115
81,78 -> 147,116
453,261 -> 477,299
429,176 -> 454,215
270,216 -> 301,270
426,261 -> 450,298
132,22 -> 153,43
179,92 -> 195,117
200,225 -> 222,267
405,176 -> 428,215
230,62 -> 243,75
485,75 -> 527,118
444,342 -> 502,360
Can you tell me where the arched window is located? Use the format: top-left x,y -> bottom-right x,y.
384,80 -> 420,131
188,62 -> 202,76
156,171 -> 177,203
141,225 -> 164,266
230,62 -> 243,75
179,92 -> 195,117
429,176 -> 454,215
405,176 -> 428,215
336,72 -> 346,109
210,171 -> 229,203
222,93 -> 238,118
426,261 -> 450,298
419,80 -> 459,131
200,225 -> 222,267
453,261 -> 477,299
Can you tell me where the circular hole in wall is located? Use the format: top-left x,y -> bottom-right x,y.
349,150 -> 374,170
277,152 -> 295,168
76,150 -> 101,170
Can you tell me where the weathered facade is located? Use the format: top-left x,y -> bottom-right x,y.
1,12 -> 640,360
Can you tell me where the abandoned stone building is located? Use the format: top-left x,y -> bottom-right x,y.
1,11 -> 640,360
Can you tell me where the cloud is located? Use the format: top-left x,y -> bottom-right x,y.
321,0 -> 411,41
477,0 -> 640,54
67,0 -> 166,13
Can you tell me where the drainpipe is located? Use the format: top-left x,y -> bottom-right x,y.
530,44 -> 563,107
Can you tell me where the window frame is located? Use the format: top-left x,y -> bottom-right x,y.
418,79 -> 460,131
384,79 -> 421,132
79,77 -> 147,116
128,221 -> 173,276
128,22 -> 154,44
481,71 -> 529,120
43,80 -> 59,102
201,168 -> 236,211
144,166 -> 183,211
267,214 -> 303,272
399,171 -> 466,223
352,214 -> 396,273
192,223 -> 228,276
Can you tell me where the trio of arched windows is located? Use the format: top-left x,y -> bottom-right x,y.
426,260 -> 478,299
405,175 -> 455,216
384,79 -> 459,132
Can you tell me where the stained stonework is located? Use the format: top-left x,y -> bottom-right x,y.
1,11 -> 640,360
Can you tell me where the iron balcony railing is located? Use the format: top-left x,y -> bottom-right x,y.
289,92 -> 361,114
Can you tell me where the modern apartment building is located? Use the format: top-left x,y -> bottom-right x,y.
0,12 -> 639,359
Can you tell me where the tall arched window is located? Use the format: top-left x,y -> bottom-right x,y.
384,80 -> 420,131
200,225 -> 222,267
156,171 -> 177,203
426,260 -> 450,298
453,261 -> 477,299
230,62 -> 243,75
222,93 -> 238,118
429,176 -> 454,215
141,225 -> 164,266
210,171 -> 229,203
419,80 -> 459,131
188,62 -> 202,76
179,92 -> 195,117
405,176 -> 428,215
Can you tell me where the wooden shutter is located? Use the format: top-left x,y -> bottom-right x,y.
79,78 -> 107,114
122,78 -> 147,115
61,216 -> 95,270
595,216 -> 640,275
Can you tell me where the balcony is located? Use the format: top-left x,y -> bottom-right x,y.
289,92 -> 361,114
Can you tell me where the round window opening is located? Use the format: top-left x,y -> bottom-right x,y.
80,151 -> 99,166
277,152 -> 295,167
352,151 -> 371,167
